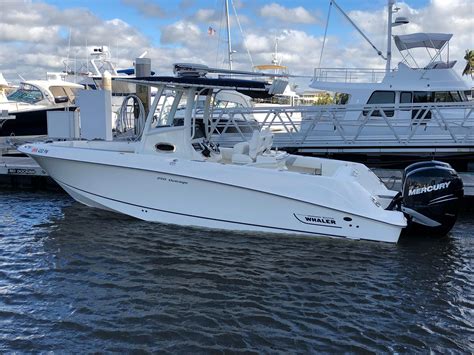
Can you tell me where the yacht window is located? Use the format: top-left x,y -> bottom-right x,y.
49,86 -> 73,103
413,92 -> 434,103
364,91 -> 395,117
412,92 -> 433,120
63,87 -> 78,102
7,83 -> 43,104
434,92 -> 454,102
400,92 -> 412,103
367,91 -> 395,104
449,91 -> 462,102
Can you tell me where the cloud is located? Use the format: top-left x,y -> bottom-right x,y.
0,0 -> 471,90
160,21 -> 202,48
121,0 -> 166,18
0,1 -> 151,80
260,3 -> 320,24
346,0 -> 474,70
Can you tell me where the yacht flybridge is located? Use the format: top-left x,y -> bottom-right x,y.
19,66 -> 463,243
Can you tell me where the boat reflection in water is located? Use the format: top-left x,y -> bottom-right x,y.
0,189 -> 472,352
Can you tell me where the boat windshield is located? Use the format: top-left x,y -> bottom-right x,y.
7,83 -> 43,104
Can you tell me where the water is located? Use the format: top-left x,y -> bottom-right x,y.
0,190 -> 473,353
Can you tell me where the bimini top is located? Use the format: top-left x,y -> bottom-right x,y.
394,33 -> 453,51
119,76 -> 275,99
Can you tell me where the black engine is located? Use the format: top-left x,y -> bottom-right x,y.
394,161 -> 464,236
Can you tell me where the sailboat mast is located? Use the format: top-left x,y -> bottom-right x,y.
386,0 -> 395,73
225,0 -> 233,70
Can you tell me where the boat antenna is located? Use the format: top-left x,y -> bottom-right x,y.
386,0 -> 409,72
331,0 -> 386,61
66,27 -> 72,71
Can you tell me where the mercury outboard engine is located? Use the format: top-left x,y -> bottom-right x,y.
397,161 -> 463,236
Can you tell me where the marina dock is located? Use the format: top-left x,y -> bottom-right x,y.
0,154 -> 53,189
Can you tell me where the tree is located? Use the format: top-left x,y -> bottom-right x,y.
462,49 -> 474,78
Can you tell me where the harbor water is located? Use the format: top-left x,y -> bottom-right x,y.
0,190 -> 473,352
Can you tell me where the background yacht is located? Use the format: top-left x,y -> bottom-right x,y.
0,76 -> 83,143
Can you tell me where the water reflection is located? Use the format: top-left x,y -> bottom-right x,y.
0,191 -> 472,352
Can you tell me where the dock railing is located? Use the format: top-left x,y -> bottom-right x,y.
209,101 -> 474,152
312,67 -> 388,83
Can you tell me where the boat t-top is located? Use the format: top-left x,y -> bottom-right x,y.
19,64 -> 463,243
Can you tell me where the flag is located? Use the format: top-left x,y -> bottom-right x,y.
208,26 -> 216,36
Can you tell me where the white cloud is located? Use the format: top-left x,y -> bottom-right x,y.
161,21 -> 202,47
260,3 -> 319,24
0,0 -> 472,90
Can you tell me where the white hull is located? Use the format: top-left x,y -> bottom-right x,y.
25,145 -> 404,243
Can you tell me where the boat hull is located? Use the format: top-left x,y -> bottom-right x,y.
25,149 -> 404,243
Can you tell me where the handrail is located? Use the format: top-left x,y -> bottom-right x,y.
210,101 -> 474,151
313,67 -> 388,83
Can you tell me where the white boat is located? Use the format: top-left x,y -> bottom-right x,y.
63,46 -> 154,133
18,68 -> 463,243
0,77 -> 83,142
245,1 -> 474,169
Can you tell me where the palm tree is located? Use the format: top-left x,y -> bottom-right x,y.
463,49 -> 474,78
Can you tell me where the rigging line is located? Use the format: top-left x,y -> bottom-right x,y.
216,0 -> 225,68
331,0 -> 386,60
318,1 -> 332,69
231,0 -> 254,68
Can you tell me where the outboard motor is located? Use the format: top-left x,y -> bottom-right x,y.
400,161 -> 463,236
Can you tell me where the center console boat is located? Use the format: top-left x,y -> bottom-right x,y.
19,65 -> 463,243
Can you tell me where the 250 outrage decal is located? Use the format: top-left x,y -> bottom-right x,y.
294,214 -> 340,228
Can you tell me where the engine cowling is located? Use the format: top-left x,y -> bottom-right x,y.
400,161 -> 463,236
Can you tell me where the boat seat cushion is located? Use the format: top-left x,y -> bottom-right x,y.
249,129 -> 273,160
233,141 -> 250,155
232,153 -> 254,165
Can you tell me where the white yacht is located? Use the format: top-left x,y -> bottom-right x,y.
63,46 -> 154,133
252,1 -> 474,169
0,77 -> 83,142
19,66 -> 463,243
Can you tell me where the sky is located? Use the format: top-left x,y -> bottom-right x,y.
0,0 -> 473,89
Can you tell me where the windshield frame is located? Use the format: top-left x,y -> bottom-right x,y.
7,83 -> 44,104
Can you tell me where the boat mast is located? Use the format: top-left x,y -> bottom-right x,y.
225,0 -> 233,70
386,0 -> 395,73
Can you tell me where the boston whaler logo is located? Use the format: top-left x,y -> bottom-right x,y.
294,213 -> 339,228
408,181 -> 451,196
